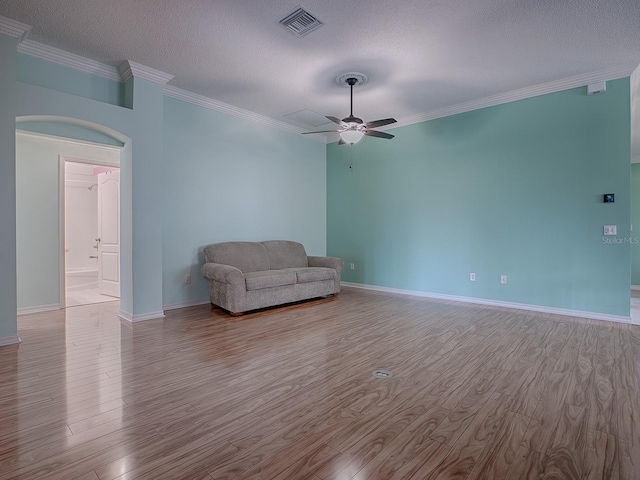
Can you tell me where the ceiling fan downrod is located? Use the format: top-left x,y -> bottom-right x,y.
345,77 -> 362,124
347,77 -> 356,117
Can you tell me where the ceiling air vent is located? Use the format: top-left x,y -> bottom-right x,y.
279,7 -> 323,36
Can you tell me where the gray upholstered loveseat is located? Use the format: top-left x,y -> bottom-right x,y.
201,240 -> 344,315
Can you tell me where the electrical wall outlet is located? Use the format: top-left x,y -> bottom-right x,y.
500,275 -> 507,284
350,263 -> 355,271
469,273 -> 476,281
185,274 -> 191,284
603,225 -> 617,236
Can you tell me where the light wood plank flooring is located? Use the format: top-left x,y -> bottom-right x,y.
1,287 -> 639,479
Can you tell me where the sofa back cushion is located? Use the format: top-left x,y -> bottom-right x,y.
261,240 -> 308,270
203,242 -> 269,273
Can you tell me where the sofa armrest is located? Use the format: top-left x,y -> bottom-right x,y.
201,263 -> 245,285
308,256 -> 344,272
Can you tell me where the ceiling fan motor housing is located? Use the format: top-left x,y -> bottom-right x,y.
342,115 -> 363,124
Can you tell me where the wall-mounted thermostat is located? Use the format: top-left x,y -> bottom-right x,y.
604,194 -> 614,203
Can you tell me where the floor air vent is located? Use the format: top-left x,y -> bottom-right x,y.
280,7 -> 323,36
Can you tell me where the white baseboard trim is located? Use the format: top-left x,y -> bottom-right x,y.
17,304 -> 61,315
0,335 -> 22,346
342,282 -> 632,324
163,299 -> 211,311
118,310 -> 165,323
632,285 -> 640,291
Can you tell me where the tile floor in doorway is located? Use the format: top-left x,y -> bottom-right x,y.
66,287 -> 118,307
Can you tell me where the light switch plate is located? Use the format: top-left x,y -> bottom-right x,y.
604,225 -> 617,236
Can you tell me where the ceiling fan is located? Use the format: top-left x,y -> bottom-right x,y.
302,73 -> 397,145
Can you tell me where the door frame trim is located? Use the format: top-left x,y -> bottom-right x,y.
59,155 -> 120,309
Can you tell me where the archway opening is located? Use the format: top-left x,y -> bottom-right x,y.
15,116 -> 132,316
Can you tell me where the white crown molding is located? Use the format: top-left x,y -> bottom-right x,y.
163,85 -> 327,143
118,309 -> 165,323
342,282 -> 632,324
0,15 -> 32,42
17,39 -> 121,81
17,303 -> 60,315
119,60 -> 174,85
391,63 -> 640,131
0,335 -> 21,347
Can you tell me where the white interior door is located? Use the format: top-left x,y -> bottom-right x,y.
98,171 -> 120,298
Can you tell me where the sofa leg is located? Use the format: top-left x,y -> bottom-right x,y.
334,293 -> 339,298
230,311 -> 244,317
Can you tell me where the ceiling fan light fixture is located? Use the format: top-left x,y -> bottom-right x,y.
301,71 -> 397,143
340,130 -> 364,144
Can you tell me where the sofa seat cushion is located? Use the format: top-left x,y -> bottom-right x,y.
245,270 -> 296,291
285,267 -> 336,284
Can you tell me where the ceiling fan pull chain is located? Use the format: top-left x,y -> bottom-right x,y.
349,144 -> 354,172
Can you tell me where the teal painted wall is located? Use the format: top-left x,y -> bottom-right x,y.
125,77 -> 165,316
15,136 -> 58,310
632,163 -> 640,285
18,54 -> 125,107
162,97 -> 327,308
0,34 -> 18,339
327,79 -> 631,317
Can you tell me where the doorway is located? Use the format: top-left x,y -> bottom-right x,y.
15,125 -> 127,318
63,159 -> 120,307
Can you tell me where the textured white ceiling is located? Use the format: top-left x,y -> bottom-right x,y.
1,0 -> 640,131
